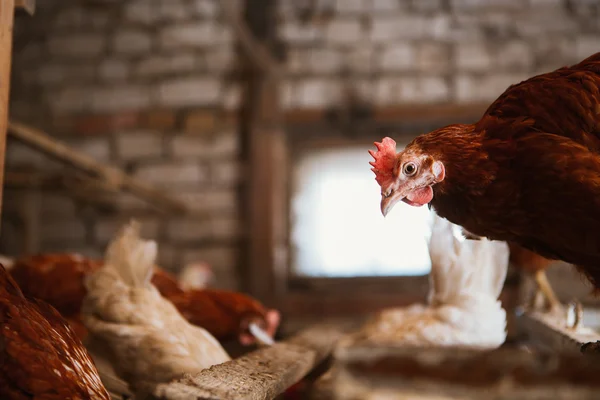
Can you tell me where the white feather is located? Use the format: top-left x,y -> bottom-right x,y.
346,213 -> 509,349
81,220 -> 230,399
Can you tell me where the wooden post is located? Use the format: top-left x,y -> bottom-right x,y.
0,1 -> 17,232
239,0 -> 286,306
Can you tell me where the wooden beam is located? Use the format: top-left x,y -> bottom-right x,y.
7,121 -> 188,214
153,323 -> 345,400
239,0 -> 286,307
0,0 -> 16,233
14,0 -> 35,15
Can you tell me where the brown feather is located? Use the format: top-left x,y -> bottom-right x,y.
391,52 -> 600,289
0,264 -> 110,399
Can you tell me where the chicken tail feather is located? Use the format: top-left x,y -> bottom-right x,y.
104,220 -> 157,288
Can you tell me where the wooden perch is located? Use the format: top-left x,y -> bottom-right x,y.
7,120 -> 188,214
15,0 -> 35,15
153,323 -> 344,400
518,309 -> 600,354
0,0 -> 17,232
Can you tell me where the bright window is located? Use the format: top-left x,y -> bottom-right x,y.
291,145 -> 433,277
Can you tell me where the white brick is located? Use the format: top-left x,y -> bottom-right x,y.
167,218 -> 211,242
455,42 -> 492,71
113,30 -> 152,54
204,48 -> 235,72
116,131 -> 164,160
346,47 -> 375,74
124,0 -> 158,24
287,49 -> 311,74
326,19 -> 363,44
54,7 -> 110,30
295,79 -> 342,108
282,22 -> 318,44
158,0 -> 189,21
210,216 -> 241,240
192,0 -> 219,17
95,217 -> 161,243
369,0 -> 402,12
210,160 -> 241,185
334,0 -> 365,13
223,85 -> 241,110
171,131 -> 239,159
495,41 -> 533,70
52,87 -> 92,113
575,36 -> 600,60
134,162 -> 208,186
309,49 -> 343,73
371,16 -> 434,42
454,73 -> 528,103
514,10 -> 578,37
451,0 -> 523,9
374,76 -> 449,105
412,0 -> 443,12
160,22 -> 231,48
90,86 -> 152,113
174,189 -> 237,214
136,54 -> 196,77
280,81 -> 296,110
98,59 -> 129,81
158,78 -> 221,107
416,43 -> 450,72
67,137 -> 111,162
379,44 -> 415,71
48,34 -> 106,58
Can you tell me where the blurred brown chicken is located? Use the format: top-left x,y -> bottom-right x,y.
508,242 -> 560,312
0,264 -> 110,399
7,253 -> 279,346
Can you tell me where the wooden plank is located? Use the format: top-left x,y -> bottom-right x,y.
327,345 -> 600,400
152,323 -> 345,400
14,0 -> 35,15
8,121 -> 188,214
0,0 -> 16,233
518,309 -> 600,354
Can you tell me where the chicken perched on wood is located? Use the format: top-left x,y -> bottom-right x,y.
6,253 -> 279,346
81,221 -> 230,398
0,264 -> 110,400
343,214 -> 508,348
370,52 -> 600,292
508,242 -> 561,312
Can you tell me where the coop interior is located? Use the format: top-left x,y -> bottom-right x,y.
2,0 -> 600,399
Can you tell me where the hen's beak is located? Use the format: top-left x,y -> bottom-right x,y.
380,187 -> 404,217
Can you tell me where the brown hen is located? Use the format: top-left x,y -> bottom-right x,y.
0,264 -> 110,400
370,52 -> 600,292
8,253 -> 278,344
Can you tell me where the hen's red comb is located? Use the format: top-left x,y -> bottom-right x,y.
369,137 -> 397,188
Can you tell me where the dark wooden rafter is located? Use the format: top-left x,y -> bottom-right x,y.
238,0 -> 287,306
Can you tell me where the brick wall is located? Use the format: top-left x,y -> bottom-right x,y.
4,0 -> 600,290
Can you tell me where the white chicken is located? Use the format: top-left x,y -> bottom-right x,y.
343,213 -> 509,349
81,220 -> 231,399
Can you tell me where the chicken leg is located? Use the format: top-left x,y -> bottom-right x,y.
533,269 -> 562,313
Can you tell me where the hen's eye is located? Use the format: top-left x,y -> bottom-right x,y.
403,162 -> 417,176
